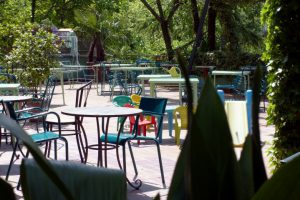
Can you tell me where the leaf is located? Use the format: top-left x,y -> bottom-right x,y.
0,177 -> 16,200
252,154 -> 300,199
0,114 -> 74,200
238,135 -> 255,199
251,67 -> 268,191
190,78 -> 241,199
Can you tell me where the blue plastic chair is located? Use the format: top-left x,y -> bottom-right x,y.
101,97 -> 168,187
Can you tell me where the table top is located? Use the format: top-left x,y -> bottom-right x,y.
149,77 -> 199,83
62,106 -> 143,117
137,74 -> 172,79
211,70 -> 251,76
195,66 -> 216,70
0,83 -> 20,88
0,95 -> 32,102
93,63 -> 136,68
109,67 -> 156,71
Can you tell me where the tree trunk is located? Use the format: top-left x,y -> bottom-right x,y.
87,36 -> 96,63
88,33 -> 105,63
160,20 -> 174,61
95,33 -> 105,62
190,0 -> 200,35
208,3 -> 216,51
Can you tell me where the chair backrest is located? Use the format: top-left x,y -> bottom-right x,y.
173,106 -> 188,129
112,95 -> 132,107
40,76 -> 56,111
1,101 -> 18,120
166,67 -> 181,78
0,73 -> 17,83
130,94 -> 141,107
21,159 -> 126,200
75,80 -> 93,107
139,97 -> 168,138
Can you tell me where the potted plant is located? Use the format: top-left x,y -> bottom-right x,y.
4,23 -> 60,96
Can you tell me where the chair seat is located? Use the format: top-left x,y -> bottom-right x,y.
138,119 -> 153,126
100,133 -> 134,145
31,131 -> 59,143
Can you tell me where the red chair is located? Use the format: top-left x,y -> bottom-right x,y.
124,104 -> 157,144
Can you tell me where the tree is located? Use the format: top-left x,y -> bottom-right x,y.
140,0 -> 182,61
262,0 -> 300,170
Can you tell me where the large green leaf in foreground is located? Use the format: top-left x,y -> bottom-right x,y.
0,114 -> 74,200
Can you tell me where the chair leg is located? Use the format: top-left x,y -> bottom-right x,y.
6,140 -> 18,181
174,127 -> 180,146
122,144 -> 127,174
154,140 -> 166,187
60,137 -> 69,160
54,140 -> 57,160
128,141 -> 138,177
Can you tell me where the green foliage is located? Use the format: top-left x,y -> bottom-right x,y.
195,50 -> 264,69
4,23 -> 60,91
261,0 -> 300,170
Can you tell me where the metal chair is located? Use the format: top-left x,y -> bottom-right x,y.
101,97 -> 168,187
1,101 -> 68,181
16,76 -> 56,130
45,80 -> 93,161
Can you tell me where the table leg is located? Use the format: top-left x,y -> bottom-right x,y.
96,116 -> 103,167
60,71 -> 65,105
192,82 -> 198,107
150,82 -> 155,97
179,83 -> 182,105
74,116 -> 87,163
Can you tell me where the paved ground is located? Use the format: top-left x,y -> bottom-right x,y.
0,81 -> 274,199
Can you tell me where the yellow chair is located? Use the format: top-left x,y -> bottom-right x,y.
166,66 -> 181,78
130,94 -> 141,107
173,106 -> 188,146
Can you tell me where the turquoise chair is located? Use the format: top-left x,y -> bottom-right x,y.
101,97 -> 168,188
2,101 -> 68,182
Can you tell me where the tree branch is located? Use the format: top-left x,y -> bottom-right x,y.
167,0 -> 181,22
140,0 -> 161,21
156,0 -> 165,19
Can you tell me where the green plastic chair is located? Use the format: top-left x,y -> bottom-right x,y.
112,95 -> 132,130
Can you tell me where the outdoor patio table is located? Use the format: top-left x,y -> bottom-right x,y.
92,63 -> 136,95
61,106 -> 142,167
211,70 -> 251,90
137,74 -> 172,95
0,83 -> 20,96
0,95 -> 32,103
149,78 -> 199,107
